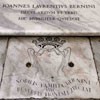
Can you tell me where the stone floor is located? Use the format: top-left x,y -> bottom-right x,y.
0,37 -> 100,100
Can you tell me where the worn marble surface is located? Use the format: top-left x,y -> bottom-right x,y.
0,37 -> 100,99
0,0 -> 100,35
0,38 -> 8,87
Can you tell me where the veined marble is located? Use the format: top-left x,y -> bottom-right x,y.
0,0 -> 100,35
0,37 -> 100,99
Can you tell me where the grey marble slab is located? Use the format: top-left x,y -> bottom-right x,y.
0,37 -> 100,99
0,0 -> 100,36
90,37 -> 100,82
0,38 -> 8,87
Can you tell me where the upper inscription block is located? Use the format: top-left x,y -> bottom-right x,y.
0,0 -> 100,35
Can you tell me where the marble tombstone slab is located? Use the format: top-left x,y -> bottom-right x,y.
0,37 -> 100,99
0,0 -> 100,36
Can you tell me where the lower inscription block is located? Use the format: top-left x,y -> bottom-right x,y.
0,37 -> 100,99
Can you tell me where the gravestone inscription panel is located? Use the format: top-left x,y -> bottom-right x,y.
0,0 -> 100,35
0,37 -> 100,99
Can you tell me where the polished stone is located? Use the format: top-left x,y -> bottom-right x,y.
0,0 -> 100,35
0,37 -> 100,99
